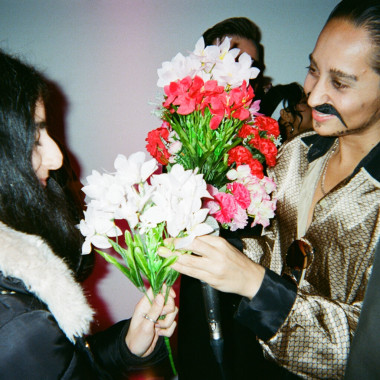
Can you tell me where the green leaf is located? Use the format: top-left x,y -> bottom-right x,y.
108,238 -> 129,263
96,249 -> 141,288
134,246 -> 150,278
154,255 -> 179,291
122,231 -> 145,288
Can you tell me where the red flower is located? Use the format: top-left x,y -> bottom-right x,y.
258,138 -> 278,167
163,76 -> 192,109
228,146 -> 264,178
230,81 -> 254,121
207,81 -> 253,129
208,92 -> 230,129
238,124 -> 260,146
254,115 -> 280,138
145,126 -> 170,165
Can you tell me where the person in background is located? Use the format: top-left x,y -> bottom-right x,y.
260,82 -> 313,141
0,50 -> 177,380
203,17 -> 272,103
161,1 -> 380,378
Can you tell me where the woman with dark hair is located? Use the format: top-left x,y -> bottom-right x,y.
0,50 -> 177,379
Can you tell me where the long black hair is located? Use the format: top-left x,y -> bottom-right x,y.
0,50 -> 84,273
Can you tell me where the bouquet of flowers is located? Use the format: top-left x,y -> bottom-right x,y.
79,152 -> 214,374
146,37 -> 279,231
79,152 -> 213,297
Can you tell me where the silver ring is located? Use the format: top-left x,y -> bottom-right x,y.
143,313 -> 158,324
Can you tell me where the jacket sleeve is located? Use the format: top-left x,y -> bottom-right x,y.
87,319 -> 168,378
235,266 -> 369,379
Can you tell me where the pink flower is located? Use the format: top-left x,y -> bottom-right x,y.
250,199 -> 277,228
212,192 -> 238,224
230,205 -> 248,231
249,100 -> 262,118
227,182 -> 250,210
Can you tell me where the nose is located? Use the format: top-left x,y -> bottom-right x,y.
304,75 -> 329,108
44,134 -> 63,171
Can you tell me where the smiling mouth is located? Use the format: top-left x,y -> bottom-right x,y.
312,109 -> 336,123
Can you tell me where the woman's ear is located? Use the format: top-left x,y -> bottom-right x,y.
280,109 -> 294,123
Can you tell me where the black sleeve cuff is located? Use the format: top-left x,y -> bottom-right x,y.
88,319 -> 167,377
234,268 -> 297,341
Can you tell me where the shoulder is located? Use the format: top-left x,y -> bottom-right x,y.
268,132 -> 315,181
0,288 -> 77,379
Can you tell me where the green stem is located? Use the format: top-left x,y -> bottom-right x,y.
165,336 -> 177,376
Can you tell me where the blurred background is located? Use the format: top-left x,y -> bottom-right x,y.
0,0 -> 338,329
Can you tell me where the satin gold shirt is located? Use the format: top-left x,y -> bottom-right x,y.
243,132 -> 380,379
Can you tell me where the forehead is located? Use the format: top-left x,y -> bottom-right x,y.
228,35 -> 259,61
312,19 -> 374,75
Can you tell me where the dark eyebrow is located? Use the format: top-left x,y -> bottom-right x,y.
330,68 -> 358,82
309,53 -> 358,81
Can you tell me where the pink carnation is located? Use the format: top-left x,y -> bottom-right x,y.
230,205 -> 248,231
212,192 -> 238,224
227,182 -> 250,210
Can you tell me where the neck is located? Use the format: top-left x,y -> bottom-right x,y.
336,126 -> 380,166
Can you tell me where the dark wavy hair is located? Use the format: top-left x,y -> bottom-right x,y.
0,50 -> 84,274
328,0 -> 380,75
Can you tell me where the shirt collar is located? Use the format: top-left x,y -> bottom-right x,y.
301,133 -> 380,182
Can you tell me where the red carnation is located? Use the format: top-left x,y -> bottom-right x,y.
254,115 -> 280,138
238,124 -> 260,147
258,138 -> 278,167
228,146 -> 264,178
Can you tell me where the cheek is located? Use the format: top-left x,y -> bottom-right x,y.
31,149 -> 42,173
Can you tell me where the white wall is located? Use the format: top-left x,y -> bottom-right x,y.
0,0 -> 339,325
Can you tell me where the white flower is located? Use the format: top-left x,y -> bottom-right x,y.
79,205 -> 122,254
140,164 -> 211,241
157,53 -> 201,87
212,51 -> 259,88
114,152 -> 158,186
227,165 -> 251,181
82,171 -> 125,213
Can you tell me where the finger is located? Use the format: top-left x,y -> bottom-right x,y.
145,293 -> 165,323
158,320 -> 177,337
160,296 -> 176,316
159,284 -> 176,299
189,235 -> 228,256
170,258 -> 217,284
157,306 -> 178,329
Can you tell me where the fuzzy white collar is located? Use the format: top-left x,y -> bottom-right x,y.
0,222 -> 94,343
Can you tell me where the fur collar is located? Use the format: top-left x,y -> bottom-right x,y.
0,222 -> 94,343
